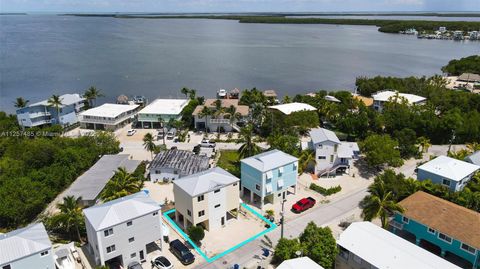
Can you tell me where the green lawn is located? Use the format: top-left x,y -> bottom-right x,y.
217,150 -> 241,177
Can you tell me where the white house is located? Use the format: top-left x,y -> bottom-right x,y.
278,257 -> 324,269
372,90 -> 426,112
80,103 -> 139,131
192,99 -> 249,132
336,222 -> 461,269
0,223 -> 54,269
136,99 -> 189,129
268,102 -> 316,115
173,167 -> 240,231
83,192 -> 162,267
309,128 -> 359,177
417,155 -> 479,192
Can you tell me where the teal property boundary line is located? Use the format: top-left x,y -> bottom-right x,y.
163,202 -> 277,263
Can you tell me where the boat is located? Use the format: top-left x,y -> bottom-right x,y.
217,89 -> 227,99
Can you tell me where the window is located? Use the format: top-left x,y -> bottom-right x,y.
104,228 -> 113,237
438,233 -> 452,243
334,144 -> 338,153
127,221 -> 132,226
428,227 -> 436,234
461,243 -> 476,255
214,189 -> 220,193
318,156 -> 326,160
106,245 -> 116,253
402,216 -> 409,224
40,250 -> 49,256
153,212 -> 158,216
187,210 -> 192,216
130,253 -> 137,258
198,210 -> 205,217
129,237 -> 135,243
215,204 -> 221,208
352,254 -> 362,264
256,184 -> 261,191
198,195 -> 204,202
442,179 -> 451,187
233,183 -> 237,186
330,155 -> 334,163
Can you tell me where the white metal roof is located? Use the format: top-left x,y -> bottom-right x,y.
309,127 -> 340,144
277,257 -> 324,269
324,95 -> 341,103
269,102 -> 316,115
465,151 -> 480,166
372,90 -> 426,104
0,223 -> 52,265
138,99 -> 189,115
174,167 -> 240,197
30,93 -> 85,107
241,149 -> 298,172
418,155 -> 480,182
83,191 -> 160,231
338,222 -> 461,269
80,103 -> 139,118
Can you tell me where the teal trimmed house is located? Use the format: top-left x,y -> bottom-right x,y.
391,191 -> 480,269
136,99 -> 189,129
240,149 -> 298,209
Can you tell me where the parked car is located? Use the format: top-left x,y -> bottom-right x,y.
171,146 -> 178,150
127,129 -> 137,136
166,128 -> 177,140
151,256 -> 173,269
193,144 -> 201,154
200,139 -> 216,148
291,197 -> 316,213
127,261 -> 143,269
169,239 -> 195,265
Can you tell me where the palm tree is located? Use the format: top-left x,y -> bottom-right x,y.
181,87 -> 190,98
84,86 -> 104,108
100,167 -> 143,202
299,150 -> 316,174
158,117 -> 166,145
238,124 -> 262,159
50,196 -> 84,242
198,106 -> 213,134
466,142 -> 480,153
188,89 -> 197,100
213,100 -> 225,133
226,105 -> 241,132
14,97 -> 29,109
143,133 -> 156,160
417,136 -> 431,154
361,181 -> 404,229
47,95 -> 63,125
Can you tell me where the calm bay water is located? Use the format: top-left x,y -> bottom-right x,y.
1,15 -> 479,112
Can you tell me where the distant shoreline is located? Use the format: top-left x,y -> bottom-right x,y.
61,12 -> 480,17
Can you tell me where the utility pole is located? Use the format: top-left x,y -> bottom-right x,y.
280,198 -> 286,239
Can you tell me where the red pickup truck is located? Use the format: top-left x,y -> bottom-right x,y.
292,197 -> 316,213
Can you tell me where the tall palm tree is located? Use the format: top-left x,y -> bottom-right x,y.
299,149 -> 316,174
181,87 -> 190,98
213,100 -> 225,133
143,133 -> 156,160
238,124 -> 262,159
50,196 -> 84,242
416,136 -> 431,154
84,86 -> 104,108
188,89 -> 197,100
226,105 -> 241,131
100,167 -> 143,202
361,180 -> 404,229
14,97 -> 29,109
47,95 -> 63,125
199,106 -> 213,134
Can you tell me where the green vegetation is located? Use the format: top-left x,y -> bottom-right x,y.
442,55 -> 480,75
45,196 -> 85,242
217,150 -> 241,177
361,180 -> 404,228
83,86 -> 104,108
0,112 -> 120,229
360,134 -> 403,168
238,124 -> 262,159
187,225 -> 205,243
100,167 -> 144,202
309,184 -> 342,196
273,222 -> 338,269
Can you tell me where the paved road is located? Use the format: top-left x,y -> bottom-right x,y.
193,187 -> 368,269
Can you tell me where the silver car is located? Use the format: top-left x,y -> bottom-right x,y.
151,256 -> 174,269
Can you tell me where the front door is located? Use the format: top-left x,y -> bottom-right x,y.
221,217 -> 225,226
139,250 -> 144,261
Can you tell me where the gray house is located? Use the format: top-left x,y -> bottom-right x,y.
465,151 -> 480,167
417,156 -> 480,192
149,150 -> 210,182
309,128 -> 359,177
0,223 -> 54,269
83,192 -> 162,267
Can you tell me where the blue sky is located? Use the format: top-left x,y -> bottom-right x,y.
0,0 -> 478,13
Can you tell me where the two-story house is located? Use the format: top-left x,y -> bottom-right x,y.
79,103 -> 140,131
372,90 -> 426,112
416,156 -> 479,192
0,223 -> 55,269
337,221 -> 460,269
16,93 -> 85,128
391,191 -> 479,269
136,99 -> 189,129
308,128 -> 359,177
173,167 -> 240,231
240,150 -> 298,209
192,99 -> 249,132
83,192 -> 162,267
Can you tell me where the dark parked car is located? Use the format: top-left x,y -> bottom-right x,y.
291,197 -> 316,213
127,261 -> 143,269
169,239 -> 195,265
